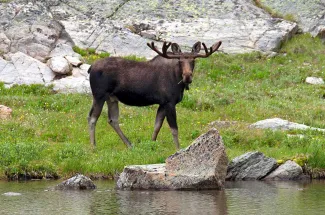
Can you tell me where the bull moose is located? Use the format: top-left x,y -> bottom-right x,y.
87,40 -> 222,149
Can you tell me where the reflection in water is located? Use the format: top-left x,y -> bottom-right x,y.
115,189 -> 227,215
0,180 -> 325,214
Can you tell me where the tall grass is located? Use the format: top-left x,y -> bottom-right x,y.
1,34 -> 325,179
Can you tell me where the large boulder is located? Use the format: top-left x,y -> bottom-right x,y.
226,151 -> 277,180
117,128 -> 228,190
0,52 -> 55,87
55,174 -> 96,190
263,160 -> 306,181
51,76 -> 90,94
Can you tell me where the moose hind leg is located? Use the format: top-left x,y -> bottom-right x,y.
165,104 -> 180,149
107,98 -> 133,148
88,98 -> 105,147
152,105 -> 166,141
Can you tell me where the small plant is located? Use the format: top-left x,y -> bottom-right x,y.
73,46 -> 110,64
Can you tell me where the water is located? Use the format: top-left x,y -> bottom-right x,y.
0,180 -> 325,215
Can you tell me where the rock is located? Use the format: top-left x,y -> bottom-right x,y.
0,105 -> 12,119
249,118 -> 325,132
49,0 -> 297,58
47,56 -> 71,75
52,76 -> 90,94
2,192 -> 22,196
55,174 -> 96,190
117,128 -> 228,190
0,52 -> 55,87
0,1 -> 73,61
65,56 -> 82,67
79,64 -> 91,77
260,0 -> 325,38
49,43 -> 81,59
226,151 -> 277,180
71,65 -> 89,79
0,33 -> 10,54
263,160 -> 306,180
306,77 -> 324,85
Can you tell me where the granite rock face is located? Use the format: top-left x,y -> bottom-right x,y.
1,0 -> 298,60
117,128 -> 228,190
226,151 -> 277,180
260,0 -> 325,38
55,174 -> 96,190
0,0 -> 74,62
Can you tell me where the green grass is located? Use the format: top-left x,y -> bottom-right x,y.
1,34 -> 325,179
73,46 -> 111,64
253,0 -> 297,22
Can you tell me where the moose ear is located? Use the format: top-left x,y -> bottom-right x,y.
192,41 -> 201,53
171,43 -> 182,54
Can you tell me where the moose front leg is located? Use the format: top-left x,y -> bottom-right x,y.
165,104 -> 180,149
106,98 -> 133,148
152,105 -> 166,141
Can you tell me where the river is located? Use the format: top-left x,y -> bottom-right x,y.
0,180 -> 324,215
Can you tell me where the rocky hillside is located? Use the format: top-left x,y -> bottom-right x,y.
0,0 -> 324,91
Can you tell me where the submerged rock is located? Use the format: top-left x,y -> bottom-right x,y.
117,128 -> 228,190
226,152 -> 277,180
55,174 -> 96,190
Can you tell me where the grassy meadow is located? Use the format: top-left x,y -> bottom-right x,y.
1,34 -> 325,179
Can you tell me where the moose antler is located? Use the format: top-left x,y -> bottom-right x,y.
193,41 -> 222,58
147,42 -> 183,59
148,41 -> 222,59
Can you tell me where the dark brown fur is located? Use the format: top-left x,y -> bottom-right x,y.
87,41 -> 221,149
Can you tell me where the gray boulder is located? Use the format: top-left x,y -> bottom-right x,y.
263,160 -> 306,181
117,128 -> 228,190
249,118 -> 325,132
226,151 -> 277,180
260,0 -> 325,38
0,52 -> 55,87
51,76 -> 90,94
55,174 -> 96,190
47,56 -> 71,75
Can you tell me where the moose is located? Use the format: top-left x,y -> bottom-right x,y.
87,40 -> 222,149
